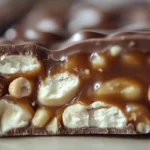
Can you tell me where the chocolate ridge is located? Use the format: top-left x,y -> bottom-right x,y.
50,34 -> 150,60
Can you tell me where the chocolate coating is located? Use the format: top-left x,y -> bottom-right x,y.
57,30 -> 107,49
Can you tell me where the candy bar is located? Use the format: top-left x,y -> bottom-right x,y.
67,3 -> 118,34
0,0 -> 36,34
3,0 -> 71,48
2,1 -> 150,48
0,33 -> 150,136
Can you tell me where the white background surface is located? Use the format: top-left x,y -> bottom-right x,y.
0,136 -> 149,150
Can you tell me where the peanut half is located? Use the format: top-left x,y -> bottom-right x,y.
0,97 -> 34,134
9,77 -> 32,98
38,72 -> 80,106
95,78 -> 142,101
32,107 -> 52,128
0,55 -> 41,76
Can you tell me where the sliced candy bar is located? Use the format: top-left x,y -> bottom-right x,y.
0,33 -> 150,136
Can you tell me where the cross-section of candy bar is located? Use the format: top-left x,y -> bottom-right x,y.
0,33 -> 150,136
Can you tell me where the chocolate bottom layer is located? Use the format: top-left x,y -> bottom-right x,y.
2,124 -> 136,137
